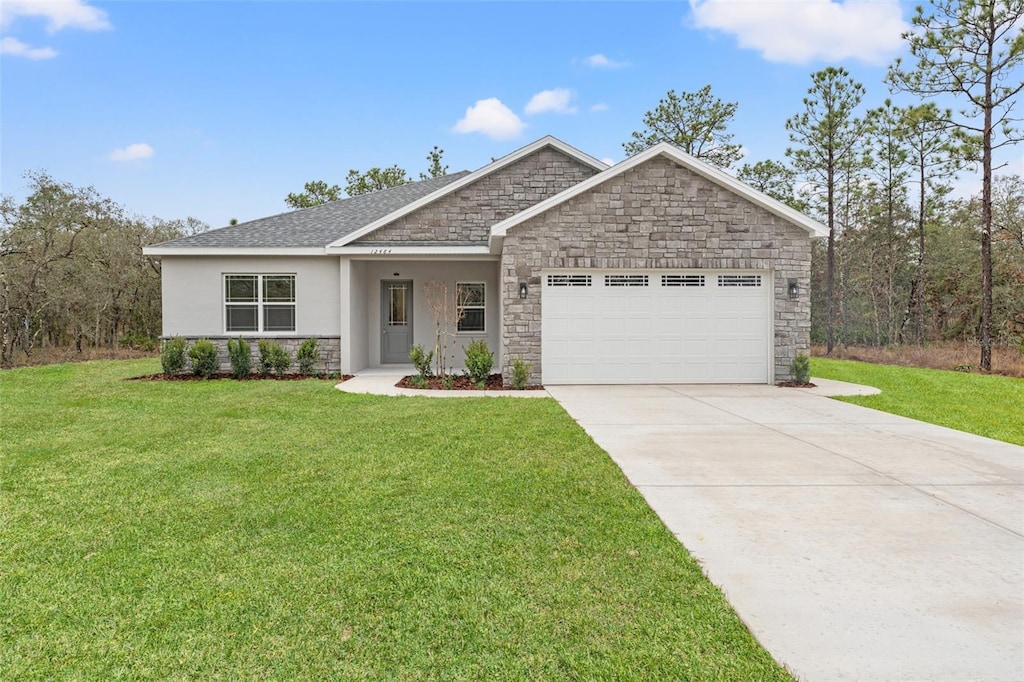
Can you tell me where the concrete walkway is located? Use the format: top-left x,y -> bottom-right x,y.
548,383 -> 1024,682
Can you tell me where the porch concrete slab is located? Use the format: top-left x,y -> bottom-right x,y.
337,374 -> 550,398
548,384 -> 1024,682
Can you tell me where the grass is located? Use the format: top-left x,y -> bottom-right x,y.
812,342 -> 1024,378
812,357 -> 1024,446
0,360 -> 789,680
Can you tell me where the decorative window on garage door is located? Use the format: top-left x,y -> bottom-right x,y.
605,274 -> 649,287
718,274 -> 762,287
662,274 -> 705,287
546,274 -> 592,287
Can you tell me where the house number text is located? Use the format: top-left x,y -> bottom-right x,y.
369,248 -> 392,254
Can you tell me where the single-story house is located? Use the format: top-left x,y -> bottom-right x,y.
144,136 -> 826,384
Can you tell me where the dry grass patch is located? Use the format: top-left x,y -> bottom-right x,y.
813,342 -> 1024,378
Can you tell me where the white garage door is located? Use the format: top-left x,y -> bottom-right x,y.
542,271 -> 772,384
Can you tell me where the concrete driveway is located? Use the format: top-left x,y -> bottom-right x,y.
548,383 -> 1024,682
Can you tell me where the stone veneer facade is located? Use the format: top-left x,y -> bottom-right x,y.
500,155 -> 813,384
176,336 -> 342,374
355,148 -> 599,244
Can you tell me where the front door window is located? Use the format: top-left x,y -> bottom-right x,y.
388,284 -> 409,326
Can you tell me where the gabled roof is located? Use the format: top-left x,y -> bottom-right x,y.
489,142 -> 829,248
144,172 -> 470,254
324,136 -> 609,251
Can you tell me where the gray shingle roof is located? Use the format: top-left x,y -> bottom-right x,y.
152,172 -> 471,249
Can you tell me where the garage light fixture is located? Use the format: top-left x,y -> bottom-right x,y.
519,281 -> 528,299
788,279 -> 799,300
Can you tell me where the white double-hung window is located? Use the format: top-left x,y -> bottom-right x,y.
456,282 -> 485,332
225,274 -> 296,333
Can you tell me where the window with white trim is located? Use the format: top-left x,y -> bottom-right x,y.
225,274 -> 296,333
456,282 -> 485,332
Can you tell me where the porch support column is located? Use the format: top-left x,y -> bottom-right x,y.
338,256 -> 352,374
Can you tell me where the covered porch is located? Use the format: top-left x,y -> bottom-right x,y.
338,255 -> 502,376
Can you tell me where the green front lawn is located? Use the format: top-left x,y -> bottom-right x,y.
812,357 -> 1024,446
1,360 -> 788,680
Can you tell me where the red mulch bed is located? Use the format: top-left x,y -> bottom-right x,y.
776,380 -> 817,388
127,373 -> 352,382
396,373 -> 544,391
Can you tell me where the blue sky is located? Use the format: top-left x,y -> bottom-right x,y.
2,0 -> 1020,229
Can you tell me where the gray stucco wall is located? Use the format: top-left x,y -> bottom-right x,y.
356,148 -> 599,244
160,256 -> 341,337
500,155 -> 813,384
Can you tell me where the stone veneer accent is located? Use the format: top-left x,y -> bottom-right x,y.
356,148 -> 599,244
175,336 -> 342,374
500,155 -> 813,384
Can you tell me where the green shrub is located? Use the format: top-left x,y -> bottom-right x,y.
188,338 -> 219,378
297,338 -> 320,375
464,339 -> 493,386
258,339 -> 291,377
409,344 -> 433,378
227,338 -> 251,378
790,351 -> 811,384
160,336 -> 188,375
409,375 -> 428,389
511,358 -> 531,390
441,374 -> 455,390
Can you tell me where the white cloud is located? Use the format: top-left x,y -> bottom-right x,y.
453,98 -> 525,140
600,157 -> 616,167
0,36 -> 56,59
525,88 -> 577,115
590,103 -> 609,112
584,53 -> 628,69
1,0 -> 110,33
689,0 -> 908,65
108,143 -> 154,162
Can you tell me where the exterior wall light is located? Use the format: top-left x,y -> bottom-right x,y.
788,279 -> 799,300
519,281 -> 528,299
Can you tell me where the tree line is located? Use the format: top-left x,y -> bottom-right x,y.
623,0 -> 1023,371
3,0 -> 1019,370
0,171 -> 206,366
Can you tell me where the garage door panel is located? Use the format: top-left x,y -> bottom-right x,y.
542,270 -> 770,384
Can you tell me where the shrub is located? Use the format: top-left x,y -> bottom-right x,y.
227,338 -> 251,378
511,358 -> 531,390
409,344 -> 433,378
160,336 -> 188,375
790,351 -> 811,384
409,375 -> 428,389
297,338 -> 320,375
464,339 -> 493,386
441,374 -> 455,390
188,338 -> 219,378
258,339 -> 291,377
